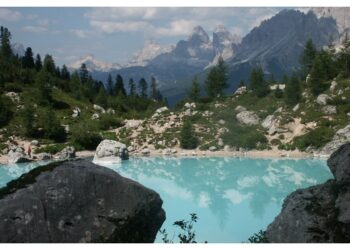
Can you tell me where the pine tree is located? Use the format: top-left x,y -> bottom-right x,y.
300,39 -> 317,78
22,47 -> 35,69
309,55 -> 328,96
95,87 -> 108,108
35,54 -> 42,71
22,104 -> 36,137
339,32 -> 350,76
205,56 -> 228,98
250,66 -> 269,97
188,76 -> 200,102
61,64 -> 70,80
268,73 -> 276,85
274,85 -> 283,98
70,71 -> 82,99
239,80 -> 245,87
115,74 -> 126,96
138,78 -> 148,98
180,119 -> 198,149
43,54 -> 56,75
150,76 -> 158,100
36,70 -> 53,106
128,78 -> 136,96
0,26 -> 12,58
284,73 -> 301,106
106,73 -> 114,96
79,63 -> 89,84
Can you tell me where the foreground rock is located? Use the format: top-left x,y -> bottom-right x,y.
266,143 -> 350,243
93,140 -> 129,165
0,159 -> 165,243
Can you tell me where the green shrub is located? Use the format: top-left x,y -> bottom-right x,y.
270,139 -> 281,146
223,125 -> 267,150
248,230 -> 269,243
3,82 -> 23,93
34,144 -> 67,154
293,126 -> 334,150
70,123 -> 102,150
98,115 -> 124,130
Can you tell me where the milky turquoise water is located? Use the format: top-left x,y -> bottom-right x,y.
0,157 -> 332,243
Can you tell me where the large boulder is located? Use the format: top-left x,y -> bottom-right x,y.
93,140 -> 128,165
236,111 -> 260,126
265,143 -> 350,243
7,147 -> 32,164
0,159 -> 165,243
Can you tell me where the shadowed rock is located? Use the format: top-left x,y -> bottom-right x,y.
0,159 -> 165,243
266,143 -> 350,243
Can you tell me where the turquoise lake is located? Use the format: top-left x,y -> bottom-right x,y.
0,157 -> 332,243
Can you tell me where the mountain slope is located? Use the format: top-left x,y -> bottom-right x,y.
225,10 -> 339,88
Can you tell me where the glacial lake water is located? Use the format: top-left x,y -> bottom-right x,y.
0,157 -> 332,243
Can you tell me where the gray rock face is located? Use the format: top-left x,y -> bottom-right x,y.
266,143 -> 350,243
236,111 -> 260,126
316,94 -> 331,105
322,105 -> 337,115
0,159 -> 165,243
93,140 -> 128,165
7,147 -> 32,164
320,125 -> 350,156
53,146 -> 75,161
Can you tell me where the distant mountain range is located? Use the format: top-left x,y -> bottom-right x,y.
68,8 -> 348,105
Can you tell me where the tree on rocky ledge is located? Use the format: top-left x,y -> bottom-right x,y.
180,119 -> 198,149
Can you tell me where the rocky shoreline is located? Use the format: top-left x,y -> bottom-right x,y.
1,148 -> 317,165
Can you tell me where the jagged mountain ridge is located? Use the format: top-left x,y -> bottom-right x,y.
70,9 -> 342,106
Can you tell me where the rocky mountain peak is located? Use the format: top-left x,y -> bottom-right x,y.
69,54 -> 121,72
188,25 -> 210,44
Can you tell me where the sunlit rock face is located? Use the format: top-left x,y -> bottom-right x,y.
266,143 -> 350,243
0,159 -> 165,243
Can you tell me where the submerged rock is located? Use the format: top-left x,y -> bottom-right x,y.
93,140 -> 128,165
0,159 -> 165,243
266,143 -> 350,243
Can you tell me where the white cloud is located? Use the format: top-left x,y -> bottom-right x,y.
22,26 -> 48,33
85,7 -> 158,21
155,19 -> 197,36
90,20 -> 151,33
70,29 -> 89,38
0,8 -> 22,22
36,19 -> 50,27
84,7 -> 282,38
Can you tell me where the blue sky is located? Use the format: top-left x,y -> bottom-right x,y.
0,7 -> 287,66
